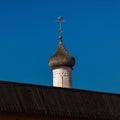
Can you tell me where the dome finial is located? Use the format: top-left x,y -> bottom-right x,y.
56,16 -> 64,39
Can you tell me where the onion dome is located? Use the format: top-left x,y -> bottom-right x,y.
48,37 -> 75,69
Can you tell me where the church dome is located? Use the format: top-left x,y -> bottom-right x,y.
48,37 -> 75,69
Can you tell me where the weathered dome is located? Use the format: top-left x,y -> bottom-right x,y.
48,37 -> 75,69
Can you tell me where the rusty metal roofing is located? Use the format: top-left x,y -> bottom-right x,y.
0,80 -> 120,120
48,37 -> 75,69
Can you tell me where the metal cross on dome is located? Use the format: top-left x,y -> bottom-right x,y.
56,16 -> 64,37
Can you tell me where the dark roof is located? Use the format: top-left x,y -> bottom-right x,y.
0,80 -> 120,120
48,37 -> 75,69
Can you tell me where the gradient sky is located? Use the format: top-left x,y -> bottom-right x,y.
0,0 -> 120,93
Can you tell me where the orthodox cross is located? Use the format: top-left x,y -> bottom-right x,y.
56,16 -> 64,37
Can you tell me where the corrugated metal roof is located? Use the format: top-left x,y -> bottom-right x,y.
0,81 -> 119,120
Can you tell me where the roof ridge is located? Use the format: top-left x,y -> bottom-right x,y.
0,80 -> 119,96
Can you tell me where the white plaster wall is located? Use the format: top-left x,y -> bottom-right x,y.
52,67 -> 72,88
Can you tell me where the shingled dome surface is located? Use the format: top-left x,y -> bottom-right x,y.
48,38 -> 75,69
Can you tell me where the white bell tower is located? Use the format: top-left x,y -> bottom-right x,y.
52,67 -> 72,88
48,16 -> 75,88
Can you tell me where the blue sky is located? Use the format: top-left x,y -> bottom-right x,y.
0,0 -> 120,93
